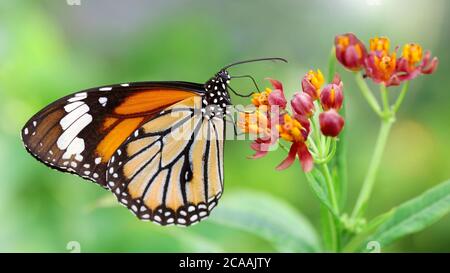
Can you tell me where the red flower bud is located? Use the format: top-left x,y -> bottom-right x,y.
291,92 -> 314,117
335,33 -> 367,71
319,109 -> 345,137
320,76 -> 344,111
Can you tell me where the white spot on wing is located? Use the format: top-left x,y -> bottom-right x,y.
64,101 -> 84,112
120,83 -> 129,87
99,87 -> 112,91
57,113 -> 92,150
98,97 -> 107,106
68,93 -> 87,102
62,137 -> 85,160
60,104 -> 90,130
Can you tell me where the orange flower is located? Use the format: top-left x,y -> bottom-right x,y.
301,69 -> 325,99
238,110 -> 270,136
402,43 -> 423,66
276,114 -> 307,143
251,88 -> 272,108
370,36 -> 390,54
362,36 -> 438,86
275,114 -> 313,172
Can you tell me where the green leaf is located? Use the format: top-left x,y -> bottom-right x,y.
305,168 -> 338,217
343,209 -> 394,252
165,229 -> 225,253
359,179 -> 450,252
209,190 -> 321,253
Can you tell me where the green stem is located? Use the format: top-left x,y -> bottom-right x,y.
321,163 -> 340,251
321,163 -> 340,215
326,211 -> 339,252
351,118 -> 393,219
380,84 -> 390,114
354,73 -> 383,117
392,81 -> 410,113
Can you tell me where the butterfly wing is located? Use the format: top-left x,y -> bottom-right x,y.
106,96 -> 225,226
21,82 -> 204,188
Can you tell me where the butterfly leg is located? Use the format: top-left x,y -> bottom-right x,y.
230,74 -> 261,93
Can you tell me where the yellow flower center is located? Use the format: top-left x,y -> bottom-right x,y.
251,88 -> 272,107
402,43 -> 423,65
306,69 -> 325,92
337,36 -> 350,47
277,114 -> 304,143
374,52 -> 397,82
370,36 -> 390,54
330,86 -> 336,103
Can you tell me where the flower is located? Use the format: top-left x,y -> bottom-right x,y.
319,109 -> 345,137
320,74 -> 344,111
396,44 -> 439,81
361,36 -> 439,86
370,36 -> 390,54
335,33 -> 367,71
251,79 -> 287,109
267,78 -> 287,109
364,43 -> 399,86
251,88 -> 272,108
277,114 -> 309,142
238,110 -> 270,136
276,114 -> 313,172
301,69 -> 325,99
291,92 -> 314,117
238,109 -> 279,159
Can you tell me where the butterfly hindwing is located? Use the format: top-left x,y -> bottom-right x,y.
21,82 -> 204,187
106,96 -> 225,226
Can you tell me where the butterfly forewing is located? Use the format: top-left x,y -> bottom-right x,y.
21,82 -> 204,187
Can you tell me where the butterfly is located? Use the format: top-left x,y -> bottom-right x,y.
21,57 -> 287,226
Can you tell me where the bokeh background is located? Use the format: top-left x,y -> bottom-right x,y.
0,0 -> 449,252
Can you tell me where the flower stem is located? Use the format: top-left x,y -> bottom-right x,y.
321,163 -> 340,215
351,117 -> 393,219
392,81 -> 410,113
321,163 -> 340,251
380,84 -> 390,114
354,73 -> 383,117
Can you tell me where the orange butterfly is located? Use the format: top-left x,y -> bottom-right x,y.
21,58 -> 286,226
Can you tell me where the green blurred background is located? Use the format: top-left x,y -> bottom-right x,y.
0,0 -> 449,252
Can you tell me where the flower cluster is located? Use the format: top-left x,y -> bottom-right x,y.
335,33 -> 438,86
238,72 -> 345,172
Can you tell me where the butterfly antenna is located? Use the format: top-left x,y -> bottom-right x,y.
221,57 -> 288,70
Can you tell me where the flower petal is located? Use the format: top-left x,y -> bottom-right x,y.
297,143 -> 314,172
268,89 -> 287,109
267,78 -> 283,91
276,142 -> 299,171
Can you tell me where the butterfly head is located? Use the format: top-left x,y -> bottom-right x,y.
203,70 -> 232,114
